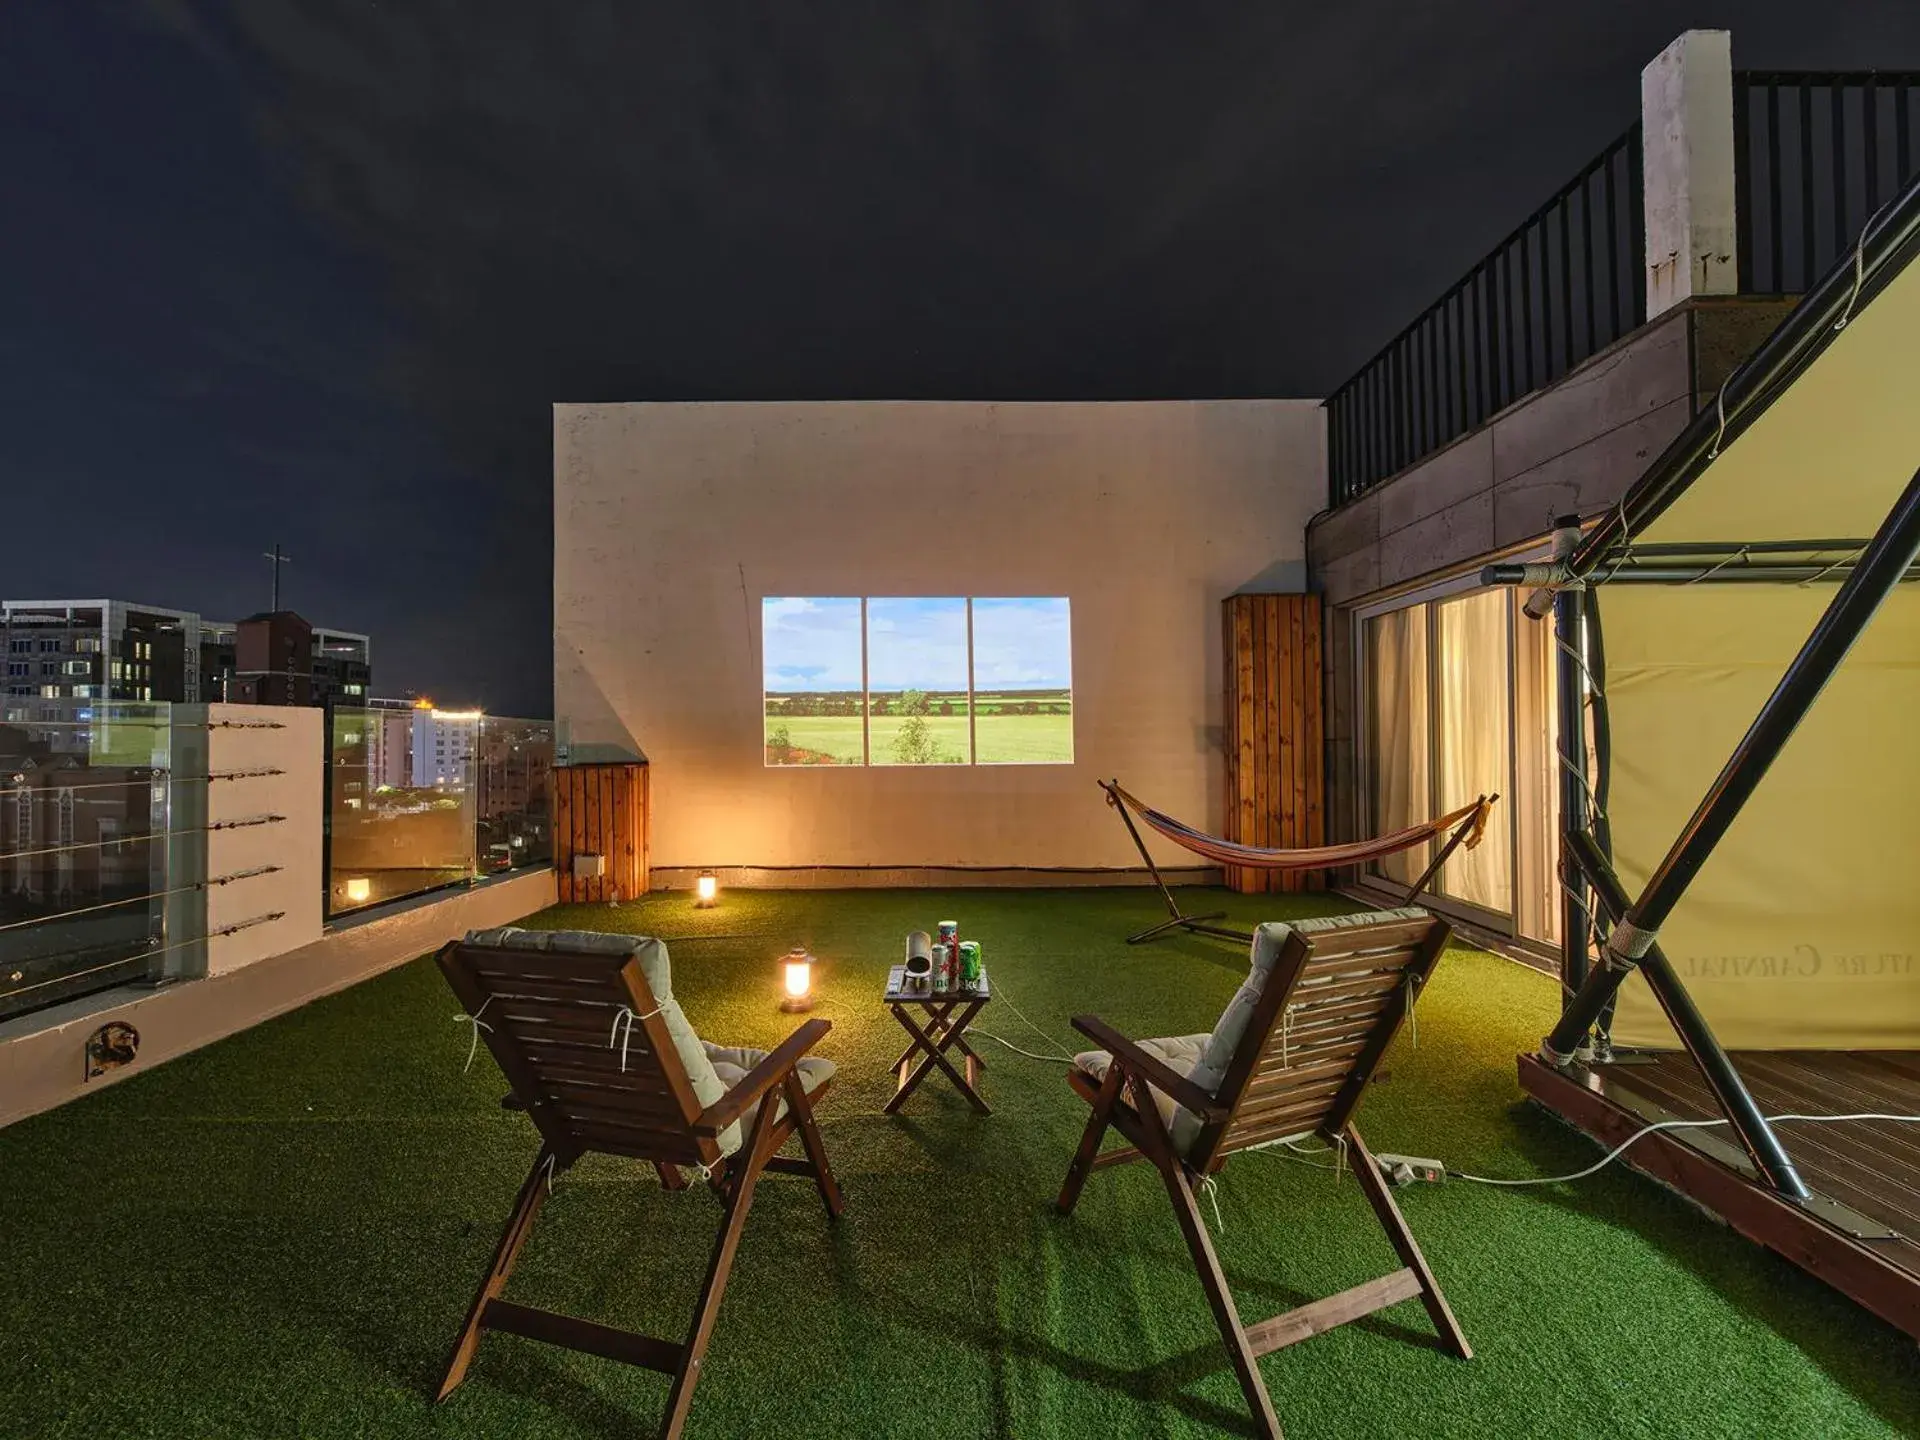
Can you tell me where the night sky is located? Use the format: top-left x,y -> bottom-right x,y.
6,3 -> 1918,716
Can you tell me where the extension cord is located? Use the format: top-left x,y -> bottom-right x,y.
1373,1153 -> 1447,1187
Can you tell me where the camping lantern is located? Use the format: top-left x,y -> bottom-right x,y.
344,877 -> 372,905
779,947 -> 815,1012
695,871 -> 719,907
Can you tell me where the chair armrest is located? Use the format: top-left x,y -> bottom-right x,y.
693,1017 -> 832,1136
1070,1015 -> 1229,1121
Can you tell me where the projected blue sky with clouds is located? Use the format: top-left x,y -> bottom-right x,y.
763,597 -> 1071,694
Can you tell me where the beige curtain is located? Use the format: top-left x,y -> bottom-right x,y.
1510,590 -> 1561,945
1366,607 -> 1430,885
1434,590 -> 1513,913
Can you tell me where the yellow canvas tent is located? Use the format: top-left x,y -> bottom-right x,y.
1599,244 -> 1920,1050
1484,172 -> 1920,1070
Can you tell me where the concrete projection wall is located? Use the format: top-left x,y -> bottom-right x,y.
555,401 -> 1323,873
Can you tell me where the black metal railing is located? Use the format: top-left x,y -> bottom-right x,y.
1325,123 -> 1645,508
1734,70 -> 1920,295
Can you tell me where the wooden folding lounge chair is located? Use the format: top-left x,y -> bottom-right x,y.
1057,908 -> 1469,1439
434,927 -> 843,1440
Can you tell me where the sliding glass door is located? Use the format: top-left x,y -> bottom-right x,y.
1362,586 -> 1559,945
1433,590 -> 1512,913
1366,607 -> 1430,887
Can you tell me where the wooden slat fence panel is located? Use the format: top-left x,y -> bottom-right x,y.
552,762 -> 650,903
1222,594 -> 1325,895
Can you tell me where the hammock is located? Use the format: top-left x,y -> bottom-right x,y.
1100,779 -> 1497,944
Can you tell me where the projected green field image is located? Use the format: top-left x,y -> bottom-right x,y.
971,597 -> 1072,764
762,596 -> 1072,766
972,691 -> 1073,764
866,598 -> 969,765
762,597 -> 865,765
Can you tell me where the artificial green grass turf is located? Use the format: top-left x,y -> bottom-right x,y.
1,887 -> 1913,1439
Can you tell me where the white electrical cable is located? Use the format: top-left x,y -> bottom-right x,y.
961,972 -> 1078,1064
1452,1111 -> 1920,1187
969,1028 -> 1075,1065
991,977 -> 1079,1059
1251,1138 -> 1346,1172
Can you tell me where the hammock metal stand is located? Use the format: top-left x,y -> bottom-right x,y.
1100,779 -> 1495,946
1104,786 -> 1242,944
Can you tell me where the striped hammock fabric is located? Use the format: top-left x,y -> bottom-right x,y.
1102,781 -> 1492,871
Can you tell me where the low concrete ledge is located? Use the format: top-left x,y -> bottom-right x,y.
0,868 -> 557,1129
648,864 -> 1222,891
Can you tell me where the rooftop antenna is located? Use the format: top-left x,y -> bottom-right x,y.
264,544 -> 293,612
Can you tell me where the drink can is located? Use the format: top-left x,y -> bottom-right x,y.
959,940 -> 982,990
931,941 -> 951,993
937,920 -> 958,951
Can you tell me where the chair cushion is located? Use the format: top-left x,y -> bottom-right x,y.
704,1043 -> 836,1130
1074,1034 -> 1210,1154
464,927 -> 740,1152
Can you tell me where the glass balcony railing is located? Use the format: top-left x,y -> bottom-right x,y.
475,716 -> 556,879
0,699 -> 176,1021
325,705 -> 555,918
0,698 -> 558,1019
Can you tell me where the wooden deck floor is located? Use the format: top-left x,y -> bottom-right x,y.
1519,1048 -> 1920,1339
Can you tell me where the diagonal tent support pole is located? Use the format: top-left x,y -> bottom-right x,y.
1543,463 -> 1920,1197
1566,831 -> 1806,1198
1548,518 -> 1596,1034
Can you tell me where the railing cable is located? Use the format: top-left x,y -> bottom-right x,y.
0,769 -> 284,798
0,864 -> 282,934
0,911 -> 288,1001
0,814 -> 286,864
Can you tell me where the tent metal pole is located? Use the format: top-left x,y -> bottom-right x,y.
1582,588 -> 1619,1050
1544,464 -> 1920,1069
1545,518 -> 1594,1023
1566,831 -> 1807,1198
1483,561 -> 1920,585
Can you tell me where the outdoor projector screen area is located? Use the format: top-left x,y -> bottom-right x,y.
763,596 -> 1073,767
553,399 -> 1322,871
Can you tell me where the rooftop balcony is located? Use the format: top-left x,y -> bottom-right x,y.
3,885 -> 1914,1437
5,30 -> 1917,1440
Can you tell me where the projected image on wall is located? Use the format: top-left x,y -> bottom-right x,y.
867,597 -> 971,765
971,597 -> 1073,764
763,597 -> 865,765
763,596 -> 1074,767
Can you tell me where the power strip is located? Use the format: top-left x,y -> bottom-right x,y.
1373,1153 -> 1447,1187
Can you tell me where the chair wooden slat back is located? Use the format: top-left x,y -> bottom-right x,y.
439,939 -> 715,1169
1191,914 -> 1449,1170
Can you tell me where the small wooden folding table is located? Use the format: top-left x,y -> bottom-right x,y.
883,965 -> 991,1115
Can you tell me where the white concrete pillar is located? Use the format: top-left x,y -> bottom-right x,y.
1641,29 -> 1738,317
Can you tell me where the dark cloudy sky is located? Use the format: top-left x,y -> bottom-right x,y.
5,3 -> 1918,715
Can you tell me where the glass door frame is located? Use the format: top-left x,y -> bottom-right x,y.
1348,544 -> 1556,947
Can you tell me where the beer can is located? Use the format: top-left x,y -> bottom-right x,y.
959,940 -> 982,990
931,941 -> 951,993
937,920 -> 958,950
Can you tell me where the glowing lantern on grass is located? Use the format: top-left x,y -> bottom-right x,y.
779,948 -> 815,1012
695,871 -> 719,907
